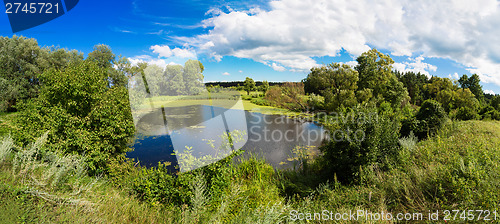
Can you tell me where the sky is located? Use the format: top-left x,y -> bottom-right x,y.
1,0 -> 499,94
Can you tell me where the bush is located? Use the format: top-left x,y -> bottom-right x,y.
454,107 -> 480,121
250,98 -> 271,106
14,61 -> 134,175
479,106 -> 500,120
320,105 -> 401,183
414,99 -> 448,139
306,93 -> 324,110
132,150 -> 240,207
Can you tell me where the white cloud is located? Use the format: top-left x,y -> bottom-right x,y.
484,89 -> 495,94
448,72 -> 460,80
239,70 -> 243,73
271,63 -> 286,72
150,45 -> 172,58
172,48 -> 197,58
222,72 -> 230,76
343,61 -> 359,68
150,45 -> 197,59
185,0 -> 500,87
393,56 -> 437,78
128,55 -> 178,68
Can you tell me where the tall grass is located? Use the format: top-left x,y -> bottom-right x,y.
1,121 -> 499,223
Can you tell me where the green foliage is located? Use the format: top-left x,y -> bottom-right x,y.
250,97 -> 271,106
306,93 -> 324,110
437,88 -> 480,113
479,105 -> 500,120
423,76 -> 456,100
454,107 -> 480,121
414,99 -> 448,139
183,60 -> 205,95
244,77 -> 256,95
395,71 -> 429,105
355,49 -> 394,97
87,44 -> 115,68
458,74 -> 484,102
260,80 -> 270,93
320,105 -> 401,183
14,60 -> 135,174
490,94 -> 500,111
0,36 -> 84,112
305,63 -> 360,111
264,82 -> 306,111
164,64 -> 186,95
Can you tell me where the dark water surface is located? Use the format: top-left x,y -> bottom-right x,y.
127,105 -> 327,170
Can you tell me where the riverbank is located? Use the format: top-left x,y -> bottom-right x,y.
1,120 -> 499,223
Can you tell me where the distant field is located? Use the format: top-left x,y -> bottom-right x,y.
132,91 -> 305,117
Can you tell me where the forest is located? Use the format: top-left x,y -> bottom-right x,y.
1,35 -> 500,223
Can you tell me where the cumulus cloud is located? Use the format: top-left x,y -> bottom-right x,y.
484,89 -> 495,94
150,45 -> 197,58
448,73 -> 460,80
270,63 -> 286,72
128,55 -> 177,68
222,72 -> 230,76
186,0 -> 500,87
393,56 -> 437,77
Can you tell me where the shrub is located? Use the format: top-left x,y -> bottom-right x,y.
454,107 -> 480,121
414,99 -> 448,139
306,93 -> 324,110
250,98 -> 271,106
14,60 -> 135,175
320,105 -> 401,183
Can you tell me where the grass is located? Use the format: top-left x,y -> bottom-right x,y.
1,118 -> 499,223
0,112 -> 16,136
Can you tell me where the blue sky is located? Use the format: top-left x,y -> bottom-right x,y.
1,0 -> 499,94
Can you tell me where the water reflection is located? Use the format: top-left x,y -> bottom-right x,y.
127,105 -> 327,171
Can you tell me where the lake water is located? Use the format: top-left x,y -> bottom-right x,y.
127,104 -> 327,171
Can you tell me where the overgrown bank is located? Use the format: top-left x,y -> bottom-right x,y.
1,120 -> 499,223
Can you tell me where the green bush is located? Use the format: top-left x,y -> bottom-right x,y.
241,95 -> 252,101
320,105 -> 401,183
454,107 -> 480,121
250,98 -> 271,106
479,106 -> 500,120
306,93 -> 324,110
14,60 -> 134,175
132,150 -> 240,207
414,99 -> 448,139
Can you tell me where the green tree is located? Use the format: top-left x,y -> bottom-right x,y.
415,99 -> 448,139
458,74 -> 484,103
87,44 -> 115,68
15,60 -> 134,174
395,71 -> 429,105
423,76 -> 456,100
0,35 -> 45,111
355,49 -> 409,108
165,64 -> 185,95
261,80 -> 270,93
321,105 -> 401,183
183,60 -> 204,95
303,63 -> 359,111
143,64 -> 165,96
244,77 -> 256,95
355,49 -> 394,97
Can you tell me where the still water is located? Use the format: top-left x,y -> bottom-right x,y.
127,105 -> 327,171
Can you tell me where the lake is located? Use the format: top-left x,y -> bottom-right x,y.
127,104 -> 327,172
